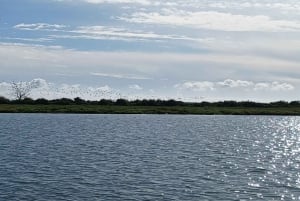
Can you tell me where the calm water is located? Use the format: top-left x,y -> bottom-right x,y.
0,114 -> 299,200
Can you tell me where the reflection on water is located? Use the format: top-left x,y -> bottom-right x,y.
239,117 -> 300,200
0,114 -> 299,200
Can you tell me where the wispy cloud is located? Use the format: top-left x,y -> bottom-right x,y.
14,23 -> 196,42
52,0 -> 152,4
0,37 -> 53,42
53,0 -> 300,12
51,25 -> 194,41
120,10 -> 300,32
206,2 -> 300,12
91,72 -> 151,80
14,23 -> 67,31
84,0 -> 151,5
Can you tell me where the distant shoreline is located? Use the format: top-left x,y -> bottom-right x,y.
1,104 -> 300,116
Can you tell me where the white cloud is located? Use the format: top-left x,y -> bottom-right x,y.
0,82 -> 11,97
175,81 -> 215,91
254,82 -> 295,91
0,78 -> 297,102
31,78 -> 49,87
129,84 -> 143,90
176,80 -> 295,92
14,23 -> 66,31
217,79 -> 254,88
90,85 -> 112,92
0,78 -> 119,100
120,10 -> 300,32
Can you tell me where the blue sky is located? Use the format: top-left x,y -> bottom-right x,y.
1,0 -> 300,101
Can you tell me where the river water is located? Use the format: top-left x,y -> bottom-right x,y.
0,114 -> 299,200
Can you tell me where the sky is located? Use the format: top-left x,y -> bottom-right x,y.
0,0 -> 300,102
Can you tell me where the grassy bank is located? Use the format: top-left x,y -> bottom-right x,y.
0,104 -> 300,115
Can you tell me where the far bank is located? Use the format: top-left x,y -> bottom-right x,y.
0,104 -> 300,115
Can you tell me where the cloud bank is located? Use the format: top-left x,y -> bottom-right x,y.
175,79 -> 295,92
0,78 -> 296,102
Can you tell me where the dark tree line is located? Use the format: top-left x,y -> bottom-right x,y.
0,96 -> 299,107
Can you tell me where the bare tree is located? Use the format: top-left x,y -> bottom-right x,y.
11,81 -> 33,101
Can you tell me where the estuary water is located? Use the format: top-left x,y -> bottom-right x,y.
0,114 -> 299,200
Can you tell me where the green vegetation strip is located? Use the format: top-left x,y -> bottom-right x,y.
0,104 -> 300,115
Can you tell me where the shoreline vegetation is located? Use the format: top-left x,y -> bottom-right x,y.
0,97 -> 300,115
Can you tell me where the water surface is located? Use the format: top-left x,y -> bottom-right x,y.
0,114 -> 299,200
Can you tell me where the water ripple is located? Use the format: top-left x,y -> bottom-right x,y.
0,114 -> 299,200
